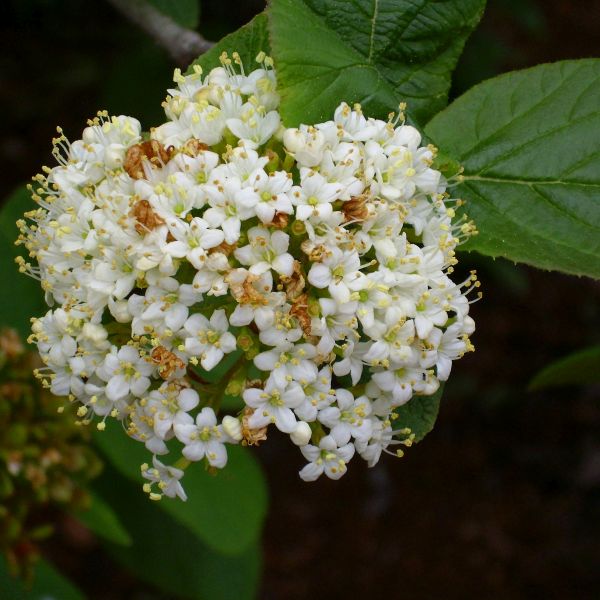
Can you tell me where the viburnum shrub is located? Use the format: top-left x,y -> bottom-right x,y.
16,52 -> 481,499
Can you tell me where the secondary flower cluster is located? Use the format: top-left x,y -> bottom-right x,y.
0,329 -> 101,578
19,52 -> 477,500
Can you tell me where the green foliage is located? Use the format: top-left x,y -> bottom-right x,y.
0,188 -> 45,337
93,421 -> 267,555
395,384 -> 444,442
76,491 -> 132,546
529,346 -> 600,391
0,555 -> 84,600
148,0 -> 200,29
188,12 -> 270,74
426,59 -> 600,279
95,467 -> 261,600
268,0 -> 486,126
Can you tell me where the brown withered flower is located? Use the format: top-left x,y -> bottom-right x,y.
279,260 -> 306,301
300,239 -> 328,262
150,346 -> 185,380
290,293 -> 313,337
124,140 -> 172,179
209,240 -> 238,257
268,211 -> 289,229
228,272 -> 270,306
241,406 -> 268,446
130,199 -> 165,235
342,195 -> 370,222
181,138 -> 209,157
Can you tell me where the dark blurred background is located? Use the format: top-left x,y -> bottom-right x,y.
2,0 -> 600,598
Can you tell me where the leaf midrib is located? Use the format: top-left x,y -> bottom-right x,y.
463,175 -> 600,188
462,181 -> 600,260
457,62 -> 591,161
275,0 -> 478,105
468,110 -> 600,176
367,0 -> 379,63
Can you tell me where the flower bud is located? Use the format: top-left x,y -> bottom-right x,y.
222,416 -> 243,442
82,322 -> 108,345
108,299 -> 131,323
82,126 -> 97,145
290,421 -> 312,446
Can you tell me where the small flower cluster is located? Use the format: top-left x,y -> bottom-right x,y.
0,328 -> 101,578
19,52 -> 478,500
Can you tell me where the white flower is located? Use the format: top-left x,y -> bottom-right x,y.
32,310 -> 78,366
332,102 -> 382,142
253,342 -> 318,388
212,146 -> 267,182
291,170 -> 342,221
227,269 -> 286,330
317,389 -> 372,445
294,366 -> 336,422
243,378 -> 304,433
164,217 -> 225,270
142,457 -> 187,501
307,248 -> 362,304
298,435 -> 355,481
192,251 -> 230,296
332,340 -> 367,385
234,226 -> 294,277
203,176 -> 253,244
363,308 -> 417,366
371,365 -> 431,405
129,278 -> 202,335
311,298 -> 359,355
283,126 -> 327,167
183,309 -> 237,370
145,383 -> 200,440
235,170 -> 293,224
354,417 -> 393,467
227,106 -> 280,146
174,407 -> 228,467
97,345 -> 154,402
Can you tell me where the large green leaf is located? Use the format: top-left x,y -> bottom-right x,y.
93,421 -> 267,555
148,0 -> 200,29
394,384 -> 444,443
425,59 -> 600,279
0,188 -> 46,338
95,467 -> 261,600
0,556 -> 84,600
268,0 -> 486,126
529,345 -> 600,391
187,12 -> 270,73
75,490 -> 132,546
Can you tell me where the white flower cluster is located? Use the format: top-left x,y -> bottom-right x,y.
19,52 -> 478,500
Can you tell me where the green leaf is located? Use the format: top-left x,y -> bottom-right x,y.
425,59 -> 600,279
93,421 -> 267,555
0,556 -> 84,600
529,346 -> 600,391
187,12 -> 270,73
0,187 -> 46,337
75,490 -> 132,546
394,384 -> 444,442
148,0 -> 200,29
268,0 -> 486,126
95,467 -> 261,600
